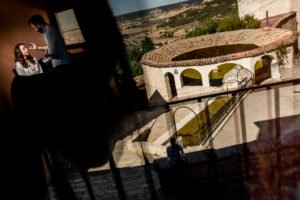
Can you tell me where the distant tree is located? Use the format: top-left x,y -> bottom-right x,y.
128,47 -> 143,61
217,15 -> 260,32
187,15 -> 260,37
206,19 -> 219,34
216,16 -> 242,32
125,37 -> 155,77
130,59 -> 143,76
141,36 -> 155,52
127,47 -> 144,76
186,19 -> 219,37
243,15 -> 261,29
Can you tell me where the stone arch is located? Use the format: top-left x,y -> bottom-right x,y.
181,68 -> 202,86
209,63 -> 236,87
164,72 -> 177,98
254,55 -> 273,84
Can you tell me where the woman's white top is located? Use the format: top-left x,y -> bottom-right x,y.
16,58 -> 43,76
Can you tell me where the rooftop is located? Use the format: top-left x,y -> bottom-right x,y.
141,28 -> 297,68
260,11 -> 296,28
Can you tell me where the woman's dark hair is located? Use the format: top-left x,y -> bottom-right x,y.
14,43 -> 36,68
28,15 -> 46,26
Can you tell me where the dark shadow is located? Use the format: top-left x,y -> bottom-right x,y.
209,78 -> 223,87
153,114 -> 300,199
0,1 -> 169,199
181,69 -> 202,86
165,72 -> 177,98
153,146 -> 247,200
255,55 -> 272,85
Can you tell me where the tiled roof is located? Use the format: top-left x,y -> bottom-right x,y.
141,28 -> 297,68
260,11 -> 296,28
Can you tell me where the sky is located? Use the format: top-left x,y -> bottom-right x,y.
108,0 -> 188,16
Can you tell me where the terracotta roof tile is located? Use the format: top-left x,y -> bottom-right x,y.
141,28 -> 297,68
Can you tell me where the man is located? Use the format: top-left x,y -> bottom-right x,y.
167,136 -> 187,167
28,14 -> 71,70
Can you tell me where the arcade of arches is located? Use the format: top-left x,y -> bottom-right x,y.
141,28 -> 296,102
163,54 -> 280,100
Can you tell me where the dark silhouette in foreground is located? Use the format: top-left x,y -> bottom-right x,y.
1,1 -> 168,199
167,136 -> 187,168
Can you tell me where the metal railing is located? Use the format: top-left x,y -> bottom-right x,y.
79,77 -> 300,200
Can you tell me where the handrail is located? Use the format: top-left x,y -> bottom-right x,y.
197,66 -> 254,145
126,78 -> 300,113
201,92 -> 248,145
166,78 -> 300,106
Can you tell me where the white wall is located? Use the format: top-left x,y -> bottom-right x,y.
238,0 -> 292,19
143,49 -> 294,102
238,0 -> 300,47
142,64 -> 169,100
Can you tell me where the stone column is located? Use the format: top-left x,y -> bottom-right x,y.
174,72 -> 182,89
271,60 -> 281,80
201,73 -> 210,87
200,70 -> 210,87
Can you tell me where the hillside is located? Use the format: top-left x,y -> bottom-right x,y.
116,0 -> 237,48
115,0 -> 238,77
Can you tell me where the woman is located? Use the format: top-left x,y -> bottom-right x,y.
14,43 -> 43,76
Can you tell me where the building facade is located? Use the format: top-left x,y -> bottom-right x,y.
141,28 -> 296,102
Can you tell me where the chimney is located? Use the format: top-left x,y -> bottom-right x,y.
266,11 -> 269,27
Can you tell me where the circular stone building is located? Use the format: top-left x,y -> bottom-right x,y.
141,28 -> 297,102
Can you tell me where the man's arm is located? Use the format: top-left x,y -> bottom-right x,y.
29,43 -> 48,55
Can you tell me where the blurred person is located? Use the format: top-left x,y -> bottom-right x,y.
27,14 -> 71,71
6,1 -> 167,199
167,136 -> 187,167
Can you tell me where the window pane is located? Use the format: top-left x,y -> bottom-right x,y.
55,9 -> 85,45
